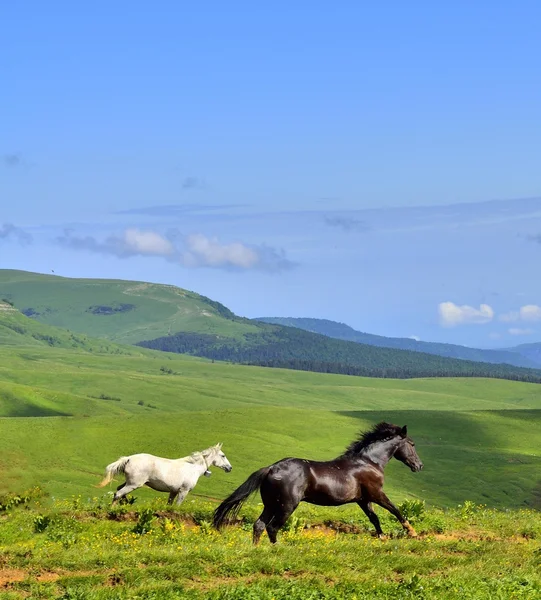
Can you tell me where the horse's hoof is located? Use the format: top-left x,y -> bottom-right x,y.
377,534 -> 388,541
408,530 -> 418,538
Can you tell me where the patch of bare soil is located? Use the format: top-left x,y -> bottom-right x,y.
0,569 -> 26,585
0,569 -> 59,586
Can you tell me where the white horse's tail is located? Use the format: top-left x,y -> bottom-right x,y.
97,456 -> 131,487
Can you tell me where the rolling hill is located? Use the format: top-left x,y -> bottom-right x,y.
0,308 -> 541,508
0,269 -> 259,344
257,317 -> 541,368
0,299 -> 135,354
2,270 -> 541,383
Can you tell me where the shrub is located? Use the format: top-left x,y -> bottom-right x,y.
133,507 -> 155,534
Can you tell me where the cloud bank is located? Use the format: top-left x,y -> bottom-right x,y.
57,229 -> 175,258
56,228 -> 294,272
499,305 -> 541,323
0,223 -> 33,244
438,302 -> 495,327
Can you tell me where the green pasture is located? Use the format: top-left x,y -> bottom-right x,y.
0,495 -> 540,599
0,270 -> 258,344
0,342 -> 540,508
1,291 -> 541,599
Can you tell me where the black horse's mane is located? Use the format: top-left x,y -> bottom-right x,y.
343,422 -> 404,456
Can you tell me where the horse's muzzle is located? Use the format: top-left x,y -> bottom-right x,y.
225,466 -> 232,473
412,463 -> 424,472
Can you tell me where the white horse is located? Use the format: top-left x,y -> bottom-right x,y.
97,443 -> 232,505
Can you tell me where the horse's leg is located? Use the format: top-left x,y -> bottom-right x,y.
372,492 -> 417,537
266,502 -> 299,544
253,507 -> 273,545
113,482 -> 142,504
358,500 -> 385,538
174,489 -> 189,506
167,492 -> 176,505
111,482 -> 126,506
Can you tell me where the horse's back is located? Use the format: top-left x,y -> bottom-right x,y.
263,456 -> 370,507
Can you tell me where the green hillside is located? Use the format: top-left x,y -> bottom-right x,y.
139,326 -> 541,382
0,299 -> 134,354
0,309 -> 540,509
3,269 -> 541,383
0,269 -> 259,344
258,316 -> 540,368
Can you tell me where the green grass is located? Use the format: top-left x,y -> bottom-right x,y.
0,270 -> 259,344
0,496 -> 540,599
0,301 -> 137,353
0,339 -> 540,507
1,293 -> 541,598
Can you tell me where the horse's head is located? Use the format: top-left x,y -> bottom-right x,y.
208,443 -> 232,473
393,426 -> 424,472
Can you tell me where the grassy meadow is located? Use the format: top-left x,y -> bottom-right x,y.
0,270 -> 258,344
1,342 -> 541,507
1,494 -> 540,599
0,304 -> 541,598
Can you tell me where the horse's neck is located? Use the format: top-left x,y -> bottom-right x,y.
189,452 -> 211,475
361,437 -> 401,469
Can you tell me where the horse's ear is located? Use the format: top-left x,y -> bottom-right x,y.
401,425 -> 408,437
217,442 -> 223,449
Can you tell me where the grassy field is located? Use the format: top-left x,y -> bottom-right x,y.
1,303 -> 541,598
0,270 -> 258,344
0,337 -> 540,507
0,494 -> 540,599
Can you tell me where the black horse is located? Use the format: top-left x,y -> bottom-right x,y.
213,422 -> 423,544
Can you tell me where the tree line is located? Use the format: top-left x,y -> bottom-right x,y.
136,326 -> 541,384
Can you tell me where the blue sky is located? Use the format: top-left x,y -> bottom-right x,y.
2,2 -> 541,348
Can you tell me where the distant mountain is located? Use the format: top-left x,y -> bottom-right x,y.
256,317 -> 540,369
504,342 -> 541,366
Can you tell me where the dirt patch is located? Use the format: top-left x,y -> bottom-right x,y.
322,521 -> 365,535
105,510 -> 201,527
0,569 -> 26,585
0,567 -> 127,585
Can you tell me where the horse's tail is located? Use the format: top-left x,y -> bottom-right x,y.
213,467 -> 270,530
97,456 -> 131,487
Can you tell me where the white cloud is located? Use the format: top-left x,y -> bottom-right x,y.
438,302 -> 494,327
57,228 -> 295,272
123,229 -> 175,256
181,233 -> 260,269
409,335 -> 421,341
518,305 -> 541,322
57,228 -> 174,258
508,327 -> 534,336
499,304 -> 541,323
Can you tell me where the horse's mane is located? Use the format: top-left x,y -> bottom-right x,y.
343,422 -> 404,456
182,447 -> 216,464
